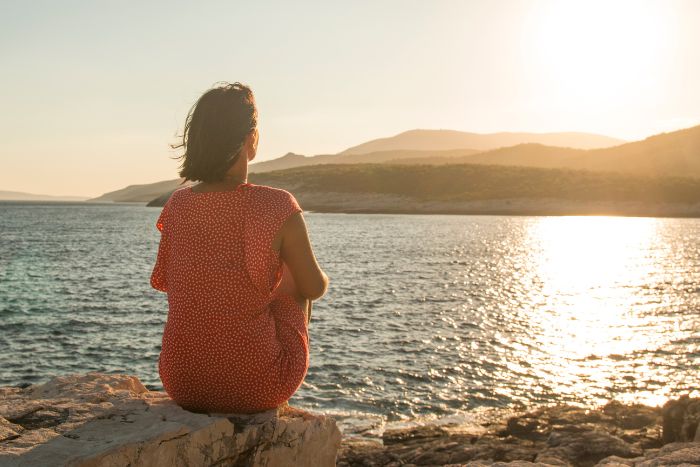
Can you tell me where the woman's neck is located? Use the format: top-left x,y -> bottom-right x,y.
191,152 -> 249,193
192,167 -> 248,193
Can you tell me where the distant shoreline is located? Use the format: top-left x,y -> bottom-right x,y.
304,207 -> 700,219
7,196 -> 700,219
0,199 -> 146,205
278,192 -> 700,219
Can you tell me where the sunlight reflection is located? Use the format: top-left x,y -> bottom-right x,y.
525,216 -> 665,404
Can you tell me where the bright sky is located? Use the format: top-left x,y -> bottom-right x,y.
1,0 -> 698,197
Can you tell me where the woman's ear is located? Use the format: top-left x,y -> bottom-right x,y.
247,128 -> 258,161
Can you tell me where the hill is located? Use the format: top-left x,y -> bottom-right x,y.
249,163 -> 700,204
249,148 -> 480,173
340,129 -> 624,155
455,144 -> 584,169
94,149 -> 480,202
572,125 -> 700,177
100,125 -> 700,204
0,190 -> 88,201
89,179 -> 193,203
90,127 -> 629,202
249,129 -> 625,174
447,125 -> 700,178
249,153 -> 312,173
147,162 -> 700,217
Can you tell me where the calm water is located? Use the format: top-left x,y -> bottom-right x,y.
1,202 -> 699,427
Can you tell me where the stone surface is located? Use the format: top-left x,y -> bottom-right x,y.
624,441 -> 700,467
0,373 -> 341,467
338,398 -> 700,467
662,395 -> 700,444
538,429 -> 642,466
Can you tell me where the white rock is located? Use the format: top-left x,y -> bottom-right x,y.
0,372 -> 341,467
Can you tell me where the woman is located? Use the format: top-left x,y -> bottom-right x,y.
150,82 -> 329,414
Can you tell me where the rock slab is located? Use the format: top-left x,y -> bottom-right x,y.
0,373 -> 341,466
338,399 -> 700,467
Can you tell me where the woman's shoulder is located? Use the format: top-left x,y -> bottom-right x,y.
159,186 -> 190,209
172,185 -> 193,198
155,186 -> 191,231
246,183 -> 297,203
246,184 -> 302,215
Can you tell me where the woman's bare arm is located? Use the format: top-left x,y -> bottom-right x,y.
279,212 -> 329,301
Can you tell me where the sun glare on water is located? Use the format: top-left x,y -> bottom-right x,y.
523,216 -> 674,405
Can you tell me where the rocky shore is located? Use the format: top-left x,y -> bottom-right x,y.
293,193 -> 700,218
338,397 -> 700,466
1,373 -> 698,466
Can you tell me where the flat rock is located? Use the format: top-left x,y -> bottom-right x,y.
0,372 -> 341,466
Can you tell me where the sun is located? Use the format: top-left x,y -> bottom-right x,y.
522,0 -> 675,111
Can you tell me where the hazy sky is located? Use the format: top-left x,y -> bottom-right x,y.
2,0 -> 699,197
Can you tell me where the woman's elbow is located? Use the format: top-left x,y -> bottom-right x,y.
150,272 -> 168,293
301,273 -> 329,301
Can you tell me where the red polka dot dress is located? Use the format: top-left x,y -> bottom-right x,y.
150,183 -> 309,414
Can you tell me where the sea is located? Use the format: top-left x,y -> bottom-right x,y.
1,201 -> 699,434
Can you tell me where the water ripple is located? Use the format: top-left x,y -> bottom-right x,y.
1,204 -> 699,420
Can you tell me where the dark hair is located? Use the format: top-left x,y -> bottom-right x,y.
174,82 -> 257,183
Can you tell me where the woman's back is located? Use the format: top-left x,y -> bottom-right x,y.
151,182 -> 309,414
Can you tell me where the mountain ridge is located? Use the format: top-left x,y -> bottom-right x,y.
340,129 -> 625,155
89,125 -> 698,203
0,190 -> 89,201
447,125 -> 700,178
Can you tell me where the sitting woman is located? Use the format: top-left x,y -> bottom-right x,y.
150,82 -> 329,414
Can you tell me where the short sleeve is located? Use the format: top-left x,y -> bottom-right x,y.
150,193 -> 175,292
282,191 -> 303,222
154,188 -> 181,232
155,195 -> 171,232
156,210 -> 165,232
